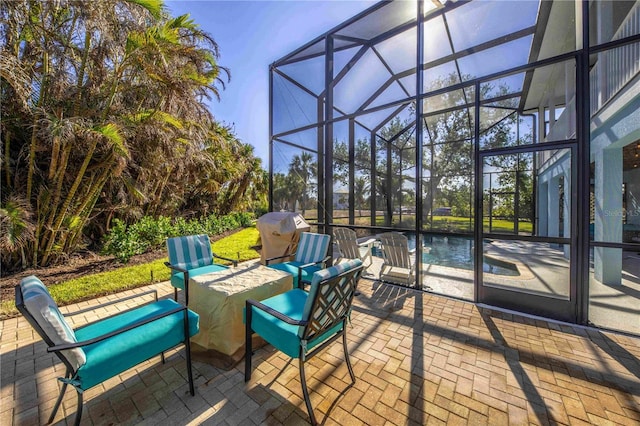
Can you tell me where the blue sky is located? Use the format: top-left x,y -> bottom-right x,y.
166,1 -> 378,165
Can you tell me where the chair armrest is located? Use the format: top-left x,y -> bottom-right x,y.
297,256 -> 331,288
357,238 -> 377,248
246,299 -> 307,326
48,305 -> 188,352
165,261 -> 187,274
213,252 -> 238,267
297,258 -> 327,270
265,254 -> 294,265
164,261 -> 192,304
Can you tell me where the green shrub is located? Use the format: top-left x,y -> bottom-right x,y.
254,205 -> 268,218
235,212 -> 254,227
135,215 -> 173,248
101,212 -> 255,263
101,219 -> 145,262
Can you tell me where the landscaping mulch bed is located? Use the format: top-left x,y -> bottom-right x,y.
0,250 -> 166,303
0,229 -> 238,303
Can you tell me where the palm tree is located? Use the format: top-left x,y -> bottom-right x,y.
272,173 -> 293,211
288,152 -> 316,215
216,135 -> 267,215
354,176 -> 370,218
0,0 -> 266,270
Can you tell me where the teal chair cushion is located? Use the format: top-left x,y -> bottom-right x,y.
268,261 -> 321,288
74,299 -> 199,390
170,264 -> 229,289
247,289 -> 342,359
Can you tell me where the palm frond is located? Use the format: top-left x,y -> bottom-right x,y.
122,176 -> 148,202
94,123 -> 129,157
0,196 -> 35,254
168,14 -> 197,31
126,0 -> 165,20
126,110 -> 184,129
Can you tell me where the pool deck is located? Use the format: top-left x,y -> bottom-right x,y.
2,269 -> 640,425
359,240 -> 640,336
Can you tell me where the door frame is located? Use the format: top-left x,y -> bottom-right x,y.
475,141 -> 578,323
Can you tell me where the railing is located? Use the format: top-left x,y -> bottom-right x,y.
590,2 -> 640,116
546,98 -> 576,143
540,3 -> 639,167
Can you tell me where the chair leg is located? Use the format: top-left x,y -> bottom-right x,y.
48,372 -> 70,424
299,360 -> 317,426
174,287 -> 178,302
244,303 -> 253,382
380,264 -> 389,278
185,345 -> 195,396
363,250 -> 373,269
342,329 -> 356,384
73,388 -> 83,426
184,311 -> 195,396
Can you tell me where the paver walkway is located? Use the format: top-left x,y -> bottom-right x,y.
2,277 -> 639,425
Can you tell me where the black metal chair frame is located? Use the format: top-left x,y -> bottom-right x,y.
264,252 -> 331,287
244,265 -> 363,425
15,288 -> 196,426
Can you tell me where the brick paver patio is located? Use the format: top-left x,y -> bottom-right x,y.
2,277 -> 639,425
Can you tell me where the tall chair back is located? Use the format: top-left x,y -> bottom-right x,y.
167,234 -> 213,274
294,232 -> 331,264
265,232 -> 331,288
378,232 -> 416,285
165,234 -> 237,304
333,227 -> 375,268
299,260 -> 359,342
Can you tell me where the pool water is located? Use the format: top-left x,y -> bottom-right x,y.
373,235 -> 520,277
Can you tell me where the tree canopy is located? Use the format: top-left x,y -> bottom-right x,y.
0,0 -> 266,270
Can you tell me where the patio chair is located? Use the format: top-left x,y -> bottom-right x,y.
333,227 -> 375,272
244,258 -> 363,426
378,232 -> 416,285
166,234 -> 238,305
15,275 -> 199,426
265,231 -> 331,288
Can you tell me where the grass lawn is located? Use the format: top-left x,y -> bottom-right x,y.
1,226 -> 261,318
331,213 -> 533,234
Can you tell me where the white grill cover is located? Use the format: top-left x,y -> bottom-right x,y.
257,212 -> 310,264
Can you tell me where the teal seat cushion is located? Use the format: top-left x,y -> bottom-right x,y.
74,299 -> 199,390
170,264 -> 228,289
268,262 -> 322,288
247,289 -> 343,359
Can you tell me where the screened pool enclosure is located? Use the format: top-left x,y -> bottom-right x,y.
269,0 -> 640,336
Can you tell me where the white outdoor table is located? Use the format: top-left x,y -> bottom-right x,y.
188,262 -> 292,365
